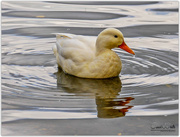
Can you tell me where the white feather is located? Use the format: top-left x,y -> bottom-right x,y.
53,33 -> 96,70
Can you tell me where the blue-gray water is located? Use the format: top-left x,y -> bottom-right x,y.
2,1 -> 178,135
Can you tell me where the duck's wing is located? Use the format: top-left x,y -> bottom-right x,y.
52,33 -> 96,69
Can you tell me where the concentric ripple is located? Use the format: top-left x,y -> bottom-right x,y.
2,43 -> 178,121
2,1 -> 178,125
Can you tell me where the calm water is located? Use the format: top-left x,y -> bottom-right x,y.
2,1 -> 178,135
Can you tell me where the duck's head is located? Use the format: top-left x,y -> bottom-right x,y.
96,28 -> 135,55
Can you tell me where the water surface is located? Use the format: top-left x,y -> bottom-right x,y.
1,1 -> 178,135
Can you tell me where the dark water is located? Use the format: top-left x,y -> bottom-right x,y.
1,1 -> 178,135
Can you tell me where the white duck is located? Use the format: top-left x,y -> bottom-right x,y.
52,28 -> 135,79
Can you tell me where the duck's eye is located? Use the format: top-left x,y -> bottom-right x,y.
114,35 -> 118,38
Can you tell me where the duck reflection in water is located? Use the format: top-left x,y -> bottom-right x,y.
55,69 -> 134,118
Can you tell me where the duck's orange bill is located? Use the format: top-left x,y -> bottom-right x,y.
118,41 -> 135,55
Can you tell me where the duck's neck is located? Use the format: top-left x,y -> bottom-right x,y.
95,39 -> 110,56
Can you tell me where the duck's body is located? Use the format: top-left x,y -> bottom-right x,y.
53,28 -> 134,79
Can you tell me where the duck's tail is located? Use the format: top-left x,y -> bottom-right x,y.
52,44 -> 62,68
52,44 -> 57,56
52,33 -> 69,68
